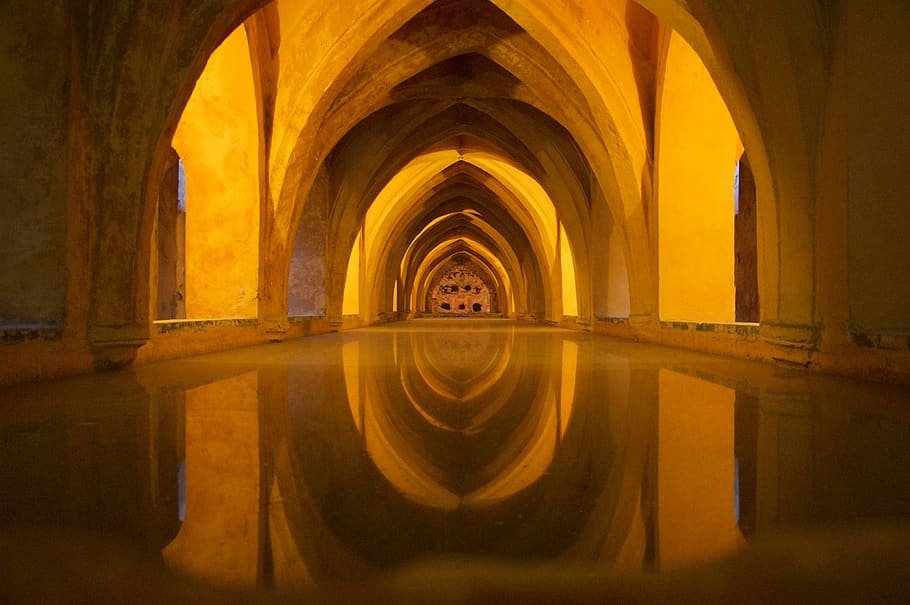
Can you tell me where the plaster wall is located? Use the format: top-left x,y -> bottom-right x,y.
136,320 -> 262,365
343,229 -> 362,316
0,0 -> 67,326
559,224 -> 578,317
847,1 -> 910,334
172,27 -> 260,320
813,7 -> 849,350
355,153 -> 555,321
657,31 -> 739,323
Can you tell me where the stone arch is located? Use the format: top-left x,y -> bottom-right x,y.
404,226 -> 517,318
366,190 -> 545,321
422,252 -> 503,315
356,161 -> 556,322
637,0 -> 823,343
267,0 -> 653,326
83,0 -> 827,363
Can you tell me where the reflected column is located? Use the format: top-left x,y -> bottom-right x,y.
656,370 -> 744,569
566,353 -> 657,571
161,371 -> 261,590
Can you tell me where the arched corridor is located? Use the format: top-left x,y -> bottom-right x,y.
1,0 -> 910,601
160,0 -> 747,331
1,0 -> 908,385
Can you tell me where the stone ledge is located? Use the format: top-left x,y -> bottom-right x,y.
660,320 -> 760,338
417,312 -> 505,318
851,331 -> 910,351
594,316 -> 630,325
0,324 -> 63,345
289,315 -> 325,323
152,318 -> 258,334
760,322 -> 820,350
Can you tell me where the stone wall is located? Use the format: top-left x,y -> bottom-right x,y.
0,0 -> 67,326
426,258 -> 497,315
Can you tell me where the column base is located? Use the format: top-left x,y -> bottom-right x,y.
88,323 -> 149,370
260,318 -> 289,342
760,322 -> 820,350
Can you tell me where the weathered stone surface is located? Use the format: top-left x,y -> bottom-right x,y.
426,257 -> 498,315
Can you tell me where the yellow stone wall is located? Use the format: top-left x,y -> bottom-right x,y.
657,31 -> 741,323
172,27 -> 260,320
560,224 -> 578,317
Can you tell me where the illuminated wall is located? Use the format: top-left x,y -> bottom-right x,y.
172,27 -> 260,320
657,32 -> 741,323
560,224 -> 579,318
343,229 -> 362,316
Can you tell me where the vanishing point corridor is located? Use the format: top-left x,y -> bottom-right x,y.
1,0 -> 909,602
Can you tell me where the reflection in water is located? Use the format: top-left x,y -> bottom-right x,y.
1,320 -> 909,596
162,371 -> 261,590
345,325 -> 574,510
287,323 -> 598,578
657,370 -> 742,568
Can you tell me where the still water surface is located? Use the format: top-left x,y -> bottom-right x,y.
1,320 -> 909,593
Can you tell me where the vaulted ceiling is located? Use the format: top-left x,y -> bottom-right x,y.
245,0 -> 664,323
